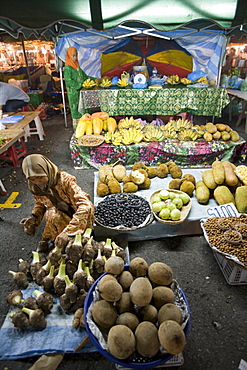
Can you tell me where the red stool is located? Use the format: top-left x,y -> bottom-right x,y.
0,138 -> 28,167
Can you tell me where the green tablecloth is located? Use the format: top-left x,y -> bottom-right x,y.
79,87 -> 230,117
70,136 -> 246,169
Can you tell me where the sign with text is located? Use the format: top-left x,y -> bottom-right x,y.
206,203 -> 240,218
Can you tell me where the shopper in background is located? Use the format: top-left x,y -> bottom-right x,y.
0,81 -> 30,113
20,154 -> 94,253
222,47 -> 237,75
63,46 -> 93,128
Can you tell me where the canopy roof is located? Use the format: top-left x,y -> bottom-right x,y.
0,0 -> 246,40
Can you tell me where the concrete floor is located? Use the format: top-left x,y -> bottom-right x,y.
0,109 -> 247,370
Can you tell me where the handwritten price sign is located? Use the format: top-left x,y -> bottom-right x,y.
206,203 -> 240,218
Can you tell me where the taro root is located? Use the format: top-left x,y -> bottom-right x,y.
11,310 -> 30,330
73,307 -> 83,329
75,288 -> 87,310
93,248 -> 105,274
158,320 -> 186,355
30,251 -> 43,281
48,246 -> 62,267
6,290 -> 23,306
158,303 -> 183,325
84,266 -> 95,291
33,289 -> 54,313
103,238 -> 112,258
107,325 -> 135,360
66,260 -> 77,280
22,307 -> 47,330
64,275 -> 78,304
81,237 -> 95,263
129,277 -> 153,307
129,257 -> 148,277
93,240 -> 105,254
59,293 -> 72,313
66,234 -> 83,263
104,249 -> 124,275
92,300 -> 117,329
8,270 -> 28,289
18,259 -> 30,275
42,265 -> 55,292
36,259 -> 51,285
148,262 -> 173,286
81,228 -> 93,245
135,321 -> 160,358
22,297 -> 39,310
116,312 -> 139,332
53,261 -> 66,296
111,241 -> 126,262
118,271 -> 134,291
73,259 -> 87,289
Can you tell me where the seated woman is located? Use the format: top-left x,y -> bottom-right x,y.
0,81 -> 30,112
20,154 -> 94,252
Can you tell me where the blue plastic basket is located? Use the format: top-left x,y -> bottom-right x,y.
84,267 -> 191,369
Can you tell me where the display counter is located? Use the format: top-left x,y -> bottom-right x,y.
79,86 -> 230,117
70,135 -> 246,169
92,168 -> 238,241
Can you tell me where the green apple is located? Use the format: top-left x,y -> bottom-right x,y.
152,201 -> 166,213
159,208 -> 171,220
172,197 -> 183,209
159,189 -> 170,200
170,208 -> 181,221
179,193 -> 190,205
151,194 -> 162,203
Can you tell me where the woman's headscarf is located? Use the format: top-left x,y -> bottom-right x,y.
65,46 -> 79,70
22,154 -> 75,217
22,154 -> 58,195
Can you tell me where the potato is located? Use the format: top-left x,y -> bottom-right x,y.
135,321 -> 160,358
107,325 -> 135,359
129,277 -> 153,307
158,320 -> 186,355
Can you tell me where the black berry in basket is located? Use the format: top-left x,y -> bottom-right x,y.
95,193 -> 152,229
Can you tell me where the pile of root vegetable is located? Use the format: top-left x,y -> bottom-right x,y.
87,257 -> 189,361
6,228 -> 126,331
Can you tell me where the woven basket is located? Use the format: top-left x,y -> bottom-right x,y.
149,189 -> 192,225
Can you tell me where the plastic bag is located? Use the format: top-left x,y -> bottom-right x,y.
227,76 -> 243,89
240,78 -> 247,91
187,70 -> 207,82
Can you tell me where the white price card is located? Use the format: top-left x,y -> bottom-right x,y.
206,203 -> 240,218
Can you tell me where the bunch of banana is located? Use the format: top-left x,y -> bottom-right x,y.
118,116 -> 141,129
196,76 -> 208,83
163,119 -> 192,132
121,128 -> 144,145
100,79 -> 112,88
162,129 -> 178,139
82,78 -> 96,88
112,132 -> 123,146
117,78 -> 129,87
167,75 -> 180,84
143,126 -> 165,142
180,77 -> 192,84
177,129 -> 198,141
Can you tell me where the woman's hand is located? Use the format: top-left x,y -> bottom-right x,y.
19,217 -> 37,236
55,232 -> 69,249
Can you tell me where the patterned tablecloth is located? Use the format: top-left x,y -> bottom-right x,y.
70,136 -> 246,169
79,86 -> 230,117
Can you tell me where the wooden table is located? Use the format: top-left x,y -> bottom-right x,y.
0,129 -> 28,166
227,89 -> 247,133
4,111 -> 44,141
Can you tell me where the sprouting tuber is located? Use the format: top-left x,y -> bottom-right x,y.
66,234 -> 83,263
22,297 -> 39,310
84,266 -> 95,291
35,259 -> 51,286
73,259 -> 87,289
8,270 -> 28,289
81,237 -> 95,263
10,310 -> 30,330
93,248 -> 105,274
42,265 -> 55,292
81,227 -> 93,245
18,259 -> 30,275
48,246 -> 62,267
103,238 -> 112,258
33,289 -> 54,313
22,307 -> 47,329
30,251 -> 43,281
6,290 -> 23,306
53,260 -> 67,296
64,275 -> 78,304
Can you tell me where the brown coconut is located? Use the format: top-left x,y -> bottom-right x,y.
148,262 -> 173,286
129,277 -> 153,307
107,325 -> 136,359
158,320 -> 186,355
135,321 -> 160,358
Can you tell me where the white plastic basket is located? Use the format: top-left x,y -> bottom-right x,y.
213,251 -> 247,285
115,353 -> 184,369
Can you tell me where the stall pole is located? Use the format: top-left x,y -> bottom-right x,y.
59,66 -> 68,128
20,34 -> 32,87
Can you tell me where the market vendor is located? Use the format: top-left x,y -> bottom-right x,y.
63,46 -> 94,129
0,81 -> 30,113
20,154 -> 94,253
